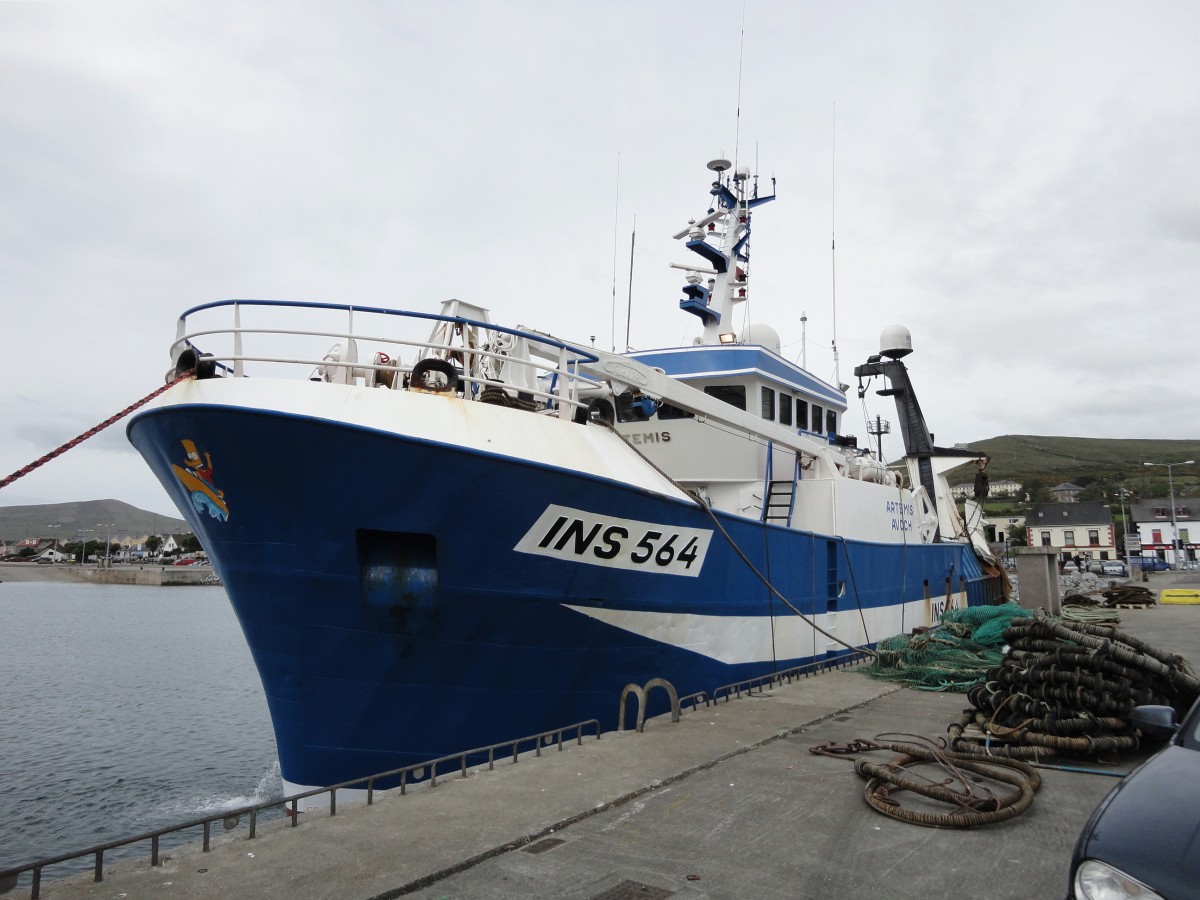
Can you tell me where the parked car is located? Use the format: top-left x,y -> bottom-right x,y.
1133,557 -> 1171,572
1068,699 -> 1200,898
1101,560 -> 1127,577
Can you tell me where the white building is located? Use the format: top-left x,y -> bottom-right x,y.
1130,497 -> 1197,568
1026,502 -> 1117,563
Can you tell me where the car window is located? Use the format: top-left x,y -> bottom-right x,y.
1184,703 -> 1200,750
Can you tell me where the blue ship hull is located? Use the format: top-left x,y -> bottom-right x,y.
129,402 -> 997,789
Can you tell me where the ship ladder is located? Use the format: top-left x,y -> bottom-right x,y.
763,480 -> 796,525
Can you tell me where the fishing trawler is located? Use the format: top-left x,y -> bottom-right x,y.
127,157 -> 1004,796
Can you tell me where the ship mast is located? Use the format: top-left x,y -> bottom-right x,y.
674,159 -> 775,344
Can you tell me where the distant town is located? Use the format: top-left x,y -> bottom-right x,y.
0,499 -> 198,566
953,477 -> 1196,572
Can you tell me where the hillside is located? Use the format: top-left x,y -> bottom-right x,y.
0,500 -> 188,541
960,435 -> 1200,498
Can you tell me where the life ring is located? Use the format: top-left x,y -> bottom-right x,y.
409,358 -> 459,393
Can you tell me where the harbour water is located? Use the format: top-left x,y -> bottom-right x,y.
0,581 -> 281,877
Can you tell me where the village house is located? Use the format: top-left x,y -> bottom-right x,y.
1130,496 -> 1197,568
949,478 -> 1022,501
1026,502 -> 1117,564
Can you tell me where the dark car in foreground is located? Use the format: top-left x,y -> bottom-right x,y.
1068,700 -> 1200,899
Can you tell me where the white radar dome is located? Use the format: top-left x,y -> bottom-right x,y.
879,324 -> 913,359
740,323 -> 782,355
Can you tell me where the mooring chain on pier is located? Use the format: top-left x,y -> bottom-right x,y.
0,369 -> 194,491
809,733 -> 1042,828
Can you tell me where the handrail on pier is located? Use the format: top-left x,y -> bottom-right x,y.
0,718 -> 601,899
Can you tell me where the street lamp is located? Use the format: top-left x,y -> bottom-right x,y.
97,522 -> 116,568
1144,460 -> 1195,568
77,529 -> 93,564
48,523 -> 62,560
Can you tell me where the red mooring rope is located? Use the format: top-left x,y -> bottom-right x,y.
0,370 -> 194,491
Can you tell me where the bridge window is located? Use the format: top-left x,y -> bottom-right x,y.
811,405 -> 822,432
779,395 -> 793,426
796,401 -> 808,430
826,409 -> 837,434
704,385 -> 746,410
658,402 -> 694,420
760,387 -> 775,420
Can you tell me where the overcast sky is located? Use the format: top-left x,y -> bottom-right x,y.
2,1 -> 1198,518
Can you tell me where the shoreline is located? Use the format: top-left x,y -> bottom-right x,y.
0,561 -> 219,586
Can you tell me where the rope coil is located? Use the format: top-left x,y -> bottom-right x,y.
811,735 -> 1042,828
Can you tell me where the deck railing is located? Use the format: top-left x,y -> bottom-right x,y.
169,299 -> 603,420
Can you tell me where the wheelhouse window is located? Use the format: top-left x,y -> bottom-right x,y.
826,409 -> 837,434
760,387 -> 776,420
811,405 -> 822,433
657,402 -> 694,420
796,401 -> 808,431
779,394 -> 793,426
704,385 -> 746,410
616,391 -> 651,422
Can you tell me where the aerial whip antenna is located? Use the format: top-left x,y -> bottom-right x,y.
624,217 -> 637,351
800,310 -> 808,370
830,101 -> 841,388
610,153 -> 621,352
733,1 -> 747,169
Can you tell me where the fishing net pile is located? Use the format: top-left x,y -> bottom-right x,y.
948,608 -> 1200,760
861,602 -> 1033,692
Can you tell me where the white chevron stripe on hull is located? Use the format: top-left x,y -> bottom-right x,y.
563,596 -> 960,665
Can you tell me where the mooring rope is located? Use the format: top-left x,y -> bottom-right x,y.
810,734 -> 1042,828
0,370 -> 194,491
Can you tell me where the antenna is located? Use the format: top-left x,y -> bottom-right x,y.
610,154 -> 621,353
624,216 -> 637,351
800,310 -> 808,370
830,101 -> 840,387
733,1 -> 747,170
866,415 -> 891,462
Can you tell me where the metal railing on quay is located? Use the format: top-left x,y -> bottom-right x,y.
0,719 -> 601,899
690,650 -> 871,707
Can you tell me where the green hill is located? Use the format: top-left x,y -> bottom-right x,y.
960,435 -> 1200,501
0,500 -> 188,542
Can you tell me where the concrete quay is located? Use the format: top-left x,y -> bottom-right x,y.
0,561 -> 217,586
32,573 -> 1200,900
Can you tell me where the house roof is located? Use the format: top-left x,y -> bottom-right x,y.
1027,502 -> 1114,527
1130,497 -> 1197,524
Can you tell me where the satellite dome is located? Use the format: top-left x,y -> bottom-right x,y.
879,324 -> 913,359
740,323 -> 782,355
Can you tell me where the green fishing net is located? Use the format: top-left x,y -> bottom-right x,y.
861,602 -> 1033,692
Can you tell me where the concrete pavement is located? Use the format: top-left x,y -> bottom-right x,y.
28,571 -> 1200,900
